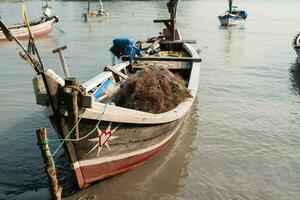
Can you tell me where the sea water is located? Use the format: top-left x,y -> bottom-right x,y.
0,0 -> 299,199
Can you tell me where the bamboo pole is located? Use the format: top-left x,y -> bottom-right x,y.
36,128 -> 62,200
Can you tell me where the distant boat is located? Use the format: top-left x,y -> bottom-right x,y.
292,32 -> 300,63
82,0 -> 108,21
218,0 -> 247,27
0,6 -> 58,41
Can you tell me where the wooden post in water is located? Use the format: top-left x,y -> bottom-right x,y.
36,128 -> 62,200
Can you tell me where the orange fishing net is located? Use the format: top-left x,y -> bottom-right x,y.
114,66 -> 192,113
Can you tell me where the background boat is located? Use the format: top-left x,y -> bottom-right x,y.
82,0 -> 107,22
0,2 -> 58,40
292,32 -> 300,63
218,0 -> 247,27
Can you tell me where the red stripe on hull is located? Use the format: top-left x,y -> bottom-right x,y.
76,138 -> 171,188
0,24 -> 54,40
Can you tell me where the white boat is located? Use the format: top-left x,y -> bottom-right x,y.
0,7 -> 58,40
218,1 -> 247,27
82,0 -> 108,22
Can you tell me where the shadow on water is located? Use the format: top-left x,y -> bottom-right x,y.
289,61 -> 300,95
0,112 -> 77,200
64,101 -> 200,200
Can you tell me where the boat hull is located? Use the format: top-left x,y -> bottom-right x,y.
218,15 -> 244,27
50,117 -> 183,188
0,17 -> 58,40
36,41 -> 201,189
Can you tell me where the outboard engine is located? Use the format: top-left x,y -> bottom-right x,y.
239,10 -> 248,20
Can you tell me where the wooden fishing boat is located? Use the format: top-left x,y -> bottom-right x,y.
0,16 -> 58,40
218,0 -> 247,27
82,0 -> 107,22
1,0 -> 201,191
33,30 -> 201,189
0,3 -> 58,41
292,32 -> 300,63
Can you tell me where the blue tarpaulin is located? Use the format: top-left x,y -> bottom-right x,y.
93,79 -> 112,99
110,38 -> 143,63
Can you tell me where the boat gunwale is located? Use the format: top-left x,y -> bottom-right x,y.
80,42 -> 201,124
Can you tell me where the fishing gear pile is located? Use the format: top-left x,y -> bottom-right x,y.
113,65 -> 192,113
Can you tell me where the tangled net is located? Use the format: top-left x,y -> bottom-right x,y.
114,66 -> 192,113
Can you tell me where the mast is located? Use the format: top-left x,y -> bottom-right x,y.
99,0 -> 103,11
228,0 -> 232,13
87,0 -> 90,14
166,0 -> 179,41
167,0 -> 179,20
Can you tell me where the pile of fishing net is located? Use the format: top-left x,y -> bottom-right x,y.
113,66 -> 192,113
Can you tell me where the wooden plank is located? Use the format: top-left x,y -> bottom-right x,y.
122,56 -> 202,63
82,71 -> 112,92
133,62 -> 191,70
146,37 -> 163,54
80,95 -> 93,108
104,66 -> 128,80
160,40 -> 197,44
153,19 -> 172,23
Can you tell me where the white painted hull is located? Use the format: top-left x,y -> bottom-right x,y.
0,17 -> 58,40
218,15 -> 244,27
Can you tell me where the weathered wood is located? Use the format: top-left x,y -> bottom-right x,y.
80,94 -> 93,108
153,19 -> 172,31
104,65 -> 128,81
153,19 -> 176,40
64,78 -> 79,142
160,40 -> 197,44
36,128 -> 62,200
122,56 -> 202,63
52,45 -> 67,53
133,62 -> 190,70
33,70 -> 64,107
162,28 -> 181,41
146,37 -> 163,54
153,19 -> 172,23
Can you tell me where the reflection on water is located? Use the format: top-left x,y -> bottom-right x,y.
64,102 -> 199,200
289,61 -> 300,95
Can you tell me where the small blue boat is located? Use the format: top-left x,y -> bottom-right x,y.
218,1 -> 247,27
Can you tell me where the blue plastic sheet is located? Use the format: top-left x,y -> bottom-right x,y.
110,38 -> 143,63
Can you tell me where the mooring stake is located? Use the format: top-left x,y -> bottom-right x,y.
36,128 -> 62,200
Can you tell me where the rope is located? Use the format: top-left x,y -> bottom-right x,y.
51,103 -> 108,157
22,1 -> 45,72
37,139 -> 49,146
